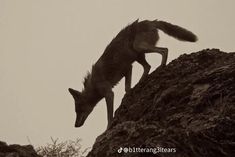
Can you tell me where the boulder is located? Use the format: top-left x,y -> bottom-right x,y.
87,49 -> 235,157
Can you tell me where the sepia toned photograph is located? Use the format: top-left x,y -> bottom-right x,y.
0,0 -> 234,157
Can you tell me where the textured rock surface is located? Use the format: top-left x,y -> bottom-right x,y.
87,49 -> 235,157
0,141 -> 41,157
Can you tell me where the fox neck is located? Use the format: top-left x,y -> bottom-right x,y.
82,86 -> 103,107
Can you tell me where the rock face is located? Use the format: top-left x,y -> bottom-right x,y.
87,49 -> 235,157
0,141 -> 41,157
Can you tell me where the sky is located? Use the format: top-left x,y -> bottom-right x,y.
0,0 -> 235,149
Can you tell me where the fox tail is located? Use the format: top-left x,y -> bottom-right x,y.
154,20 -> 198,42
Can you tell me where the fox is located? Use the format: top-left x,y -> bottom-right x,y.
68,19 -> 197,128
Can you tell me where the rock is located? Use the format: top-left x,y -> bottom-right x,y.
87,49 -> 235,157
0,141 -> 41,157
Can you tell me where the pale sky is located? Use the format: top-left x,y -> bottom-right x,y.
0,0 -> 235,149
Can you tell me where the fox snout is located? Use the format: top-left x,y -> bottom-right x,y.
74,114 -> 86,128
75,122 -> 82,128
74,118 -> 84,128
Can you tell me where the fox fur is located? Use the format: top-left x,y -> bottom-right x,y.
69,19 -> 197,128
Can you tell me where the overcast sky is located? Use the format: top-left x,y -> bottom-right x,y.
0,0 -> 235,148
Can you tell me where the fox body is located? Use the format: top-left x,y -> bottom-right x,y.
69,19 -> 197,128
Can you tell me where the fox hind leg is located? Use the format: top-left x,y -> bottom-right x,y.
146,46 -> 168,66
134,42 -> 168,66
158,48 -> 168,66
136,54 -> 151,82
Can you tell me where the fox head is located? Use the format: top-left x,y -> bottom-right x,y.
68,88 -> 93,127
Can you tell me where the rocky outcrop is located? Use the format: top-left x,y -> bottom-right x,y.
0,141 -> 41,157
87,49 -> 235,157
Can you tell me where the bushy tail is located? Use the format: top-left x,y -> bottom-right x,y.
154,20 -> 198,42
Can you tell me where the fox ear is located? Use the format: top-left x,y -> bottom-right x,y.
68,88 -> 81,100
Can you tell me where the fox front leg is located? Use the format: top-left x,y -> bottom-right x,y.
125,65 -> 132,92
105,90 -> 114,129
